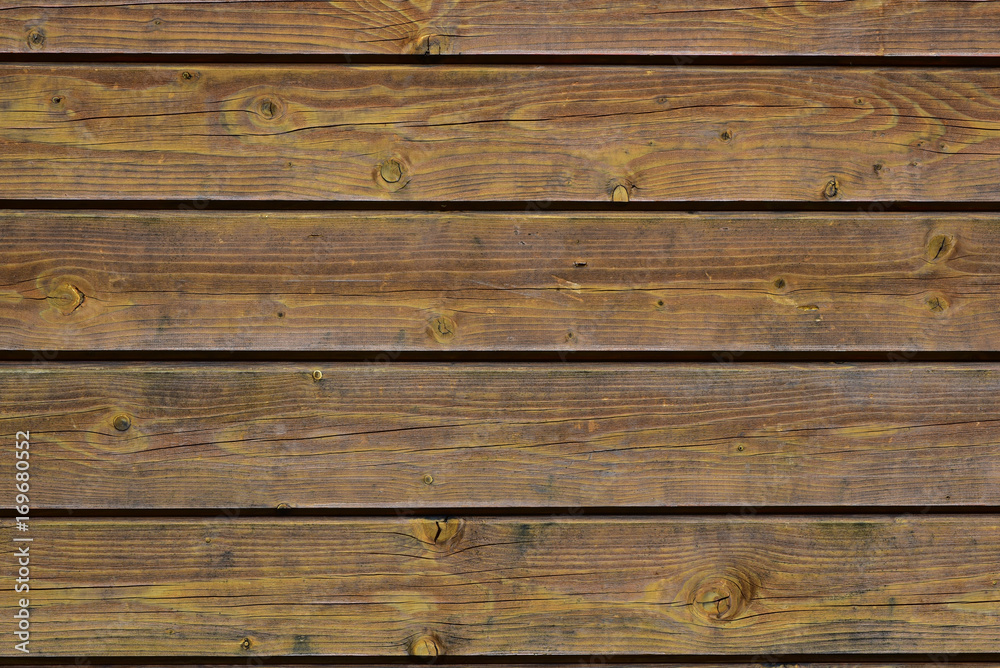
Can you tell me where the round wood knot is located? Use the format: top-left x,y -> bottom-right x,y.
26,28 -> 46,50
48,281 -> 86,316
418,34 -> 444,55
428,315 -> 457,343
926,233 -> 955,263
926,294 -> 949,314
374,158 -> 410,192
259,98 -> 278,119
823,178 -> 840,200
251,95 -> 284,122
612,184 -> 630,202
112,414 -> 131,432
410,633 -> 444,657
413,518 -> 465,551
689,569 -> 759,623
380,159 -> 403,183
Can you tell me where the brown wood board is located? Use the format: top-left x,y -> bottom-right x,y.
3,211 -> 998,351
2,66 -> 1000,201
4,362 -> 1000,510
3,516 -> 998,656
3,0 -> 1000,56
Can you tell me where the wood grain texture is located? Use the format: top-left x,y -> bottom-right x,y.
5,363 -> 1000,510
2,211 -> 999,351
3,66 -> 1000,201
5,516 -> 999,655
2,0 -> 1000,56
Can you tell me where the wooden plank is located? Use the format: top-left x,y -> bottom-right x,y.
2,211 -> 999,351
5,363 -> 1000,510
5,516 -> 998,655
2,0 -> 1000,56
2,66 -> 1000,201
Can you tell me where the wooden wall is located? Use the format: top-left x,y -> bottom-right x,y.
1,2 -> 998,667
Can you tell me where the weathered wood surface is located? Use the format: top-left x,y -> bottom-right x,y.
5,363 -> 1000,509
6,516 -> 999,655
4,211 -> 999,351
3,0 -> 1000,56
3,66 -> 1000,201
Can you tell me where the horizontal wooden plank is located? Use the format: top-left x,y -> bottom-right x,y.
2,0 -> 1000,56
5,516 -> 998,655
5,363 -> 1000,509
3,211 -> 998,351
2,66 -> 1000,201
